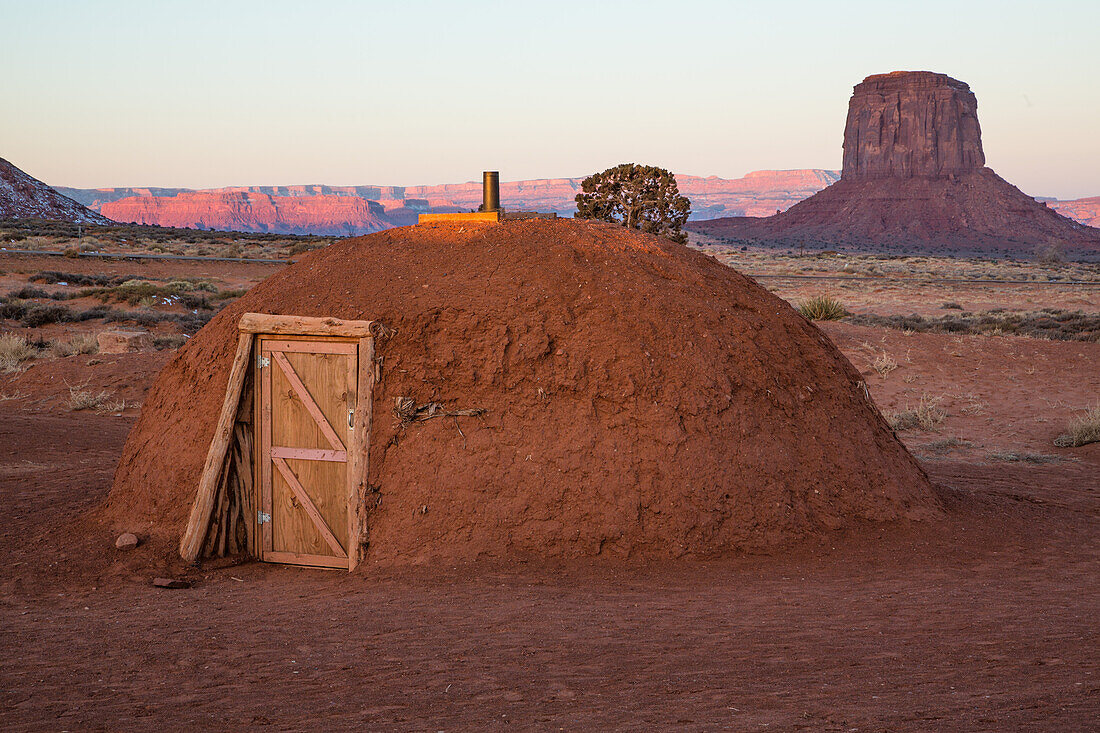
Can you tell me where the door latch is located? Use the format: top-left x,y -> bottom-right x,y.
257,355 -> 270,368
348,409 -> 354,428
257,511 -> 271,525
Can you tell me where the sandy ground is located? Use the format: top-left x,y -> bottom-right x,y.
1,250 -> 1098,730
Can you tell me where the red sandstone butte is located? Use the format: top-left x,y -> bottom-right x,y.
689,71 -> 1100,257
842,71 -> 985,180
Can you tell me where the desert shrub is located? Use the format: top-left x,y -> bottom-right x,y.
211,287 -> 248,301
62,246 -> 81,259
887,409 -> 919,431
22,304 -> 73,327
287,242 -> 318,256
1036,243 -> 1065,265
71,305 -> 112,322
845,310 -> 1100,342
0,334 -> 38,373
0,300 -> 29,321
82,278 -> 221,307
67,385 -> 125,413
797,295 -> 847,321
989,451 -> 1061,463
153,334 -> 189,350
7,286 -> 50,300
30,271 -> 123,287
942,302 -> 963,310
888,394 -> 946,432
871,350 -> 898,379
49,333 -> 99,357
925,437 -> 968,455
103,309 -> 213,333
178,292 -> 212,310
1053,405 -> 1100,448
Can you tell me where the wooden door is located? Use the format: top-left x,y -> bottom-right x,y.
256,337 -> 357,569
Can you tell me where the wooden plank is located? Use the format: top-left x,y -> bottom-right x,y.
345,342 -> 360,572
272,350 -> 346,452
239,312 -> 374,337
262,551 -> 349,570
179,332 -> 253,563
348,335 -> 376,571
272,457 -> 347,557
263,340 -> 357,355
260,342 -> 273,553
270,446 -> 346,462
233,426 -> 254,553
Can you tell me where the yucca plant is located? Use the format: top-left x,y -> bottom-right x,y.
797,295 -> 847,321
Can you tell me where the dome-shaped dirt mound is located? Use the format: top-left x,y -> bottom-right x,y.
106,219 -> 938,564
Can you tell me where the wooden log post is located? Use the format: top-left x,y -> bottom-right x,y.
347,334 -> 377,571
179,332 -> 254,563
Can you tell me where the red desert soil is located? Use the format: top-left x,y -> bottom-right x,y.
2,258 -> 1098,730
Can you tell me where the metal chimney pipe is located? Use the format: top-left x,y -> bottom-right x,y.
482,171 -> 500,212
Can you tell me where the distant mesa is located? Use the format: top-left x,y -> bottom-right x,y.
690,71 -> 1100,257
0,157 -> 112,225
54,170 -> 843,235
98,190 -> 395,237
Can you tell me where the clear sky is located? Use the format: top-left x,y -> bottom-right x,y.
3,0 -> 1098,198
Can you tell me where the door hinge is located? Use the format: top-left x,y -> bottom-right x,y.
257,355 -> 270,368
257,510 -> 271,525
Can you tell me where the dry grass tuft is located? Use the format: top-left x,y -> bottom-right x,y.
1054,404 -> 1100,448
871,351 -> 898,379
989,451 -> 1061,464
67,384 -> 126,413
48,333 -> 99,358
888,394 -> 947,432
0,333 -> 37,373
924,437 -> 969,455
797,295 -> 847,321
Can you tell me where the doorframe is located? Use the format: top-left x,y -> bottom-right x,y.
242,314 -> 378,571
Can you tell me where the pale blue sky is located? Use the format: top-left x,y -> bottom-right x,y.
3,0 -> 1098,198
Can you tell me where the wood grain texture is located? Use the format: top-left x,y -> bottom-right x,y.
239,313 -> 374,337
270,447 -> 346,462
349,335 -> 376,571
271,350 -> 346,452
260,339 -> 357,355
179,332 -> 253,563
272,457 -> 347,558
260,341 -> 273,553
262,551 -> 349,569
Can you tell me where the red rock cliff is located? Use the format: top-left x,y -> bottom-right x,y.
842,71 -> 985,180
101,191 -> 391,236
